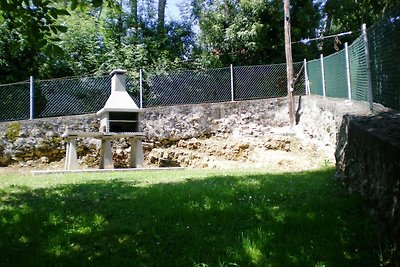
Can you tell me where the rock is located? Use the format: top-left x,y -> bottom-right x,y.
40,156 -> 49,163
115,148 -> 124,155
187,139 -> 201,150
238,143 -> 250,150
177,140 -> 187,148
143,142 -> 154,150
45,131 -> 56,138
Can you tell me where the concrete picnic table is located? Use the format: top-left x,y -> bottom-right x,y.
62,131 -> 145,170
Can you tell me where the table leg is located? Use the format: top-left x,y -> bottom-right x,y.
129,138 -> 144,168
65,138 -> 79,170
100,138 -> 114,169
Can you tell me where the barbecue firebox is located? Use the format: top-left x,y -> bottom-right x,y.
97,69 -> 142,133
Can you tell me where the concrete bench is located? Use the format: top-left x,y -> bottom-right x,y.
62,131 -> 145,170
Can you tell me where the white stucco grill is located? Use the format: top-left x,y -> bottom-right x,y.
97,69 -> 142,132
63,70 -> 145,170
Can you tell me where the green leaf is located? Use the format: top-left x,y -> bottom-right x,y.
48,37 -> 62,42
80,2 -> 87,12
49,9 -> 58,19
92,0 -> 103,8
45,43 -> 64,56
50,25 -> 58,34
55,25 -> 68,33
71,0 -> 78,10
55,9 -> 71,16
37,39 -> 48,49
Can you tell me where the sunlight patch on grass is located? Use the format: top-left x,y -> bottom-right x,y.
242,234 -> 263,264
241,227 -> 269,265
269,205 -> 286,223
0,167 -> 380,266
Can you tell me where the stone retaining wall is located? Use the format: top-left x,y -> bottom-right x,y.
0,96 -> 372,166
335,112 -> 400,264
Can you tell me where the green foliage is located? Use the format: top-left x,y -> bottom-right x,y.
0,19 -> 40,83
5,122 -> 21,141
0,0 -> 195,82
0,168 -> 382,266
2,0 -> 395,84
194,0 -> 321,67
321,0 -> 399,54
0,0 -> 117,50
39,10 -> 109,78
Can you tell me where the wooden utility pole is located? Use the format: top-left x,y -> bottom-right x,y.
284,0 -> 295,127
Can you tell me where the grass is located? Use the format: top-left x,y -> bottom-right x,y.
0,168 -> 379,266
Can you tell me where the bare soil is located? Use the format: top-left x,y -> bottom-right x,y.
1,133 -> 334,175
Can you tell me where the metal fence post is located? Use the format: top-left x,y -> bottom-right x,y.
139,69 -> 143,108
320,54 -> 326,98
344,42 -> 352,101
230,64 -> 235,101
362,23 -> 374,111
30,76 -> 34,120
303,58 -> 310,95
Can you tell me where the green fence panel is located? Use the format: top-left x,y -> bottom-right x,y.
348,36 -> 369,102
307,58 -> 323,96
368,5 -> 400,110
324,49 -> 348,99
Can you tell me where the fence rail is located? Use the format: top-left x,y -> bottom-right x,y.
0,4 -> 399,122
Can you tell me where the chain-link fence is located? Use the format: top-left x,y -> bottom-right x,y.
368,4 -> 400,110
324,49 -> 348,99
0,63 -> 306,122
144,67 -> 232,107
0,81 -> 30,122
307,58 -> 323,96
306,4 -> 399,109
1,4 -> 399,122
348,36 -> 369,102
307,34 -> 372,102
234,62 -> 305,101
36,76 -> 111,118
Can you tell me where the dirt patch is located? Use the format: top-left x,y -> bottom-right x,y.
146,134 -> 333,171
1,133 -> 334,174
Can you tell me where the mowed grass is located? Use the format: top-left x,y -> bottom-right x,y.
0,168 -> 379,266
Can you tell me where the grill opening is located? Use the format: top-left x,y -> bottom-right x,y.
109,112 -> 139,132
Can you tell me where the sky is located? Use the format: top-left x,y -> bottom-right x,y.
165,0 -> 185,20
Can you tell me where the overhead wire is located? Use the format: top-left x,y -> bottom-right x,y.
292,29 -> 360,45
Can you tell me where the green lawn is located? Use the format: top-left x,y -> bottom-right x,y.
0,168 -> 379,266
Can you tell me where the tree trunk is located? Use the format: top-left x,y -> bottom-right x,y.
158,0 -> 167,32
130,0 -> 138,39
131,0 -> 137,26
284,0 -> 295,127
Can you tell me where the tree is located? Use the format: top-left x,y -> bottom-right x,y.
0,0 -> 119,82
0,18 -> 40,83
128,0 -> 138,39
192,0 -> 322,67
39,10 -> 109,78
321,0 -> 399,54
157,0 -> 167,32
0,0 -> 118,51
0,0 -> 195,82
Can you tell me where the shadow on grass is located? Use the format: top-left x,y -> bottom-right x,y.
0,168 -> 379,267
